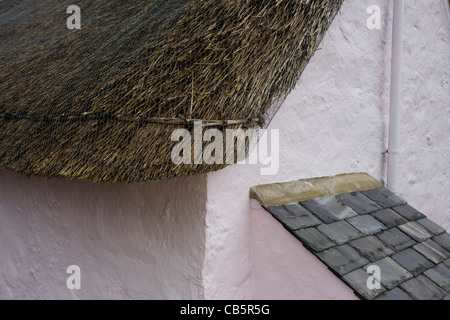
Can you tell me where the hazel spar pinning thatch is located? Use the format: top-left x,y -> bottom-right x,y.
0,0 -> 343,183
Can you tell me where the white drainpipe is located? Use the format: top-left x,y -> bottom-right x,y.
387,0 -> 404,193
445,0 -> 450,25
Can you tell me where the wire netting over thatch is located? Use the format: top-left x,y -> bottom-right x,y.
0,0 -> 343,183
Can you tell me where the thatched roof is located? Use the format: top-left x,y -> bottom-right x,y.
0,0 -> 343,183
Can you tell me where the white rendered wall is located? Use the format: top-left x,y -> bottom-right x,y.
204,0 -> 450,299
0,171 -> 207,299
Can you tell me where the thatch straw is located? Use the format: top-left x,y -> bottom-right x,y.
0,0 -> 343,183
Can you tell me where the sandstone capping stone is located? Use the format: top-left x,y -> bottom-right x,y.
250,173 -> 383,207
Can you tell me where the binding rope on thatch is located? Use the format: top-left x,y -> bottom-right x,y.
0,0 -> 343,183
0,112 -> 260,127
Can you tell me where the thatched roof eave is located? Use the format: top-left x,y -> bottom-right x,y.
0,0 -> 343,183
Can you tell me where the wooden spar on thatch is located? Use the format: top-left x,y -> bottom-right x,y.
0,0 -> 343,183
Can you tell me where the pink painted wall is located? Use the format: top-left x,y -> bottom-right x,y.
250,201 -> 357,300
204,0 -> 450,299
0,171 -> 207,299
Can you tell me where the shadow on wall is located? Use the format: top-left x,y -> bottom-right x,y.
0,170 -> 207,299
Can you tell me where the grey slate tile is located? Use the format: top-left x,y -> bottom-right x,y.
264,205 -> 286,217
391,248 -> 434,277
336,192 -> 383,215
317,245 -> 370,276
371,209 -> 408,228
433,233 -> 450,251
364,257 -> 412,290
375,287 -> 413,300
349,236 -> 394,262
361,188 -> 407,209
400,275 -> 447,300
398,222 -> 433,242
417,218 -> 446,236
424,263 -> 450,291
342,268 -> 386,300
317,221 -> 362,245
377,228 -> 417,251
444,258 -> 450,268
265,203 -> 322,231
347,215 -> 387,236
300,196 -> 358,224
293,228 -> 335,252
392,204 -> 426,221
413,240 -> 450,264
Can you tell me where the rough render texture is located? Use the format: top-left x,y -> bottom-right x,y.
0,0 -> 448,300
204,0 -> 449,299
0,171 -> 207,299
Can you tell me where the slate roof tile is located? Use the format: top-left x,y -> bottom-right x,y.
371,209 -> 408,228
391,248 -> 434,276
317,221 -> 362,245
423,263 -> 450,291
398,222 -> 433,242
433,233 -> 450,251
444,258 -> 450,268
336,192 -> 382,214
300,196 -> 357,224
346,215 -> 387,236
413,240 -> 450,264
265,204 -> 322,231
392,204 -> 426,221
417,218 -> 446,236
342,268 -> 386,300
400,275 -> 447,300
292,228 -> 335,252
317,245 -> 369,276
377,227 -> 417,251
363,257 -> 413,290
375,287 -> 413,300
361,188 -> 407,208
348,236 -> 394,262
